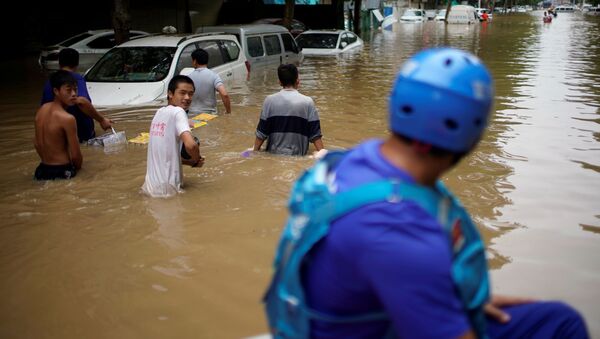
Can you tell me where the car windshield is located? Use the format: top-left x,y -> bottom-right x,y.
296,33 -> 339,49
439,10 -> 446,15
405,10 -> 423,16
86,47 -> 176,82
59,33 -> 93,47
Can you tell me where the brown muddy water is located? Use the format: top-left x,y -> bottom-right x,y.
0,12 -> 599,338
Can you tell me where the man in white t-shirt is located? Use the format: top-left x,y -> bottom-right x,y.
141,75 -> 204,198
188,48 -> 231,115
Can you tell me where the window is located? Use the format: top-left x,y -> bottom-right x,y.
86,47 -> 175,82
221,40 -> 240,62
347,33 -> 358,44
87,34 -> 116,49
263,35 -> 282,55
60,33 -> 93,47
296,33 -> 338,49
175,43 -> 197,75
197,40 -> 225,68
247,36 -> 264,57
281,33 -> 298,53
339,33 -> 349,48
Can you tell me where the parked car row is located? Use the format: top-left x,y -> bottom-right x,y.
400,7 -> 491,23
39,23 -> 364,107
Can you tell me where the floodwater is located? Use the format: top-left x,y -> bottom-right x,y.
1,12 -> 599,338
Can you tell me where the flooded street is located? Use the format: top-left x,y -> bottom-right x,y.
1,12 -> 599,338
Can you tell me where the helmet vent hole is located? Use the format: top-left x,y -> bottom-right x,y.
401,105 -> 413,115
445,58 -> 452,67
474,118 -> 482,127
445,119 -> 459,130
464,56 -> 473,64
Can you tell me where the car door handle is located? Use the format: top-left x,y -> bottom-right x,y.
226,72 -> 232,76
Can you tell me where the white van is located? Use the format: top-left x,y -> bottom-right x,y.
447,5 -> 478,24
196,24 -> 303,71
85,33 -> 248,107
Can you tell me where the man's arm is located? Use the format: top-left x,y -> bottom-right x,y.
253,137 -> 265,152
216,84 -> 231,114
76,97 -> 113,130
312,137 -> 324,151
64,115 -> 82,170
180,131 -> 203,168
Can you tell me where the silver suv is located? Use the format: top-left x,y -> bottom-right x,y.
85,33 -> 248,107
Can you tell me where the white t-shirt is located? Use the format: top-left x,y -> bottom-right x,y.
141,105 -> 191,198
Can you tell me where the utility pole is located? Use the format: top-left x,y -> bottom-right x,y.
353,0 -> 362,34
283,0 -> 295,30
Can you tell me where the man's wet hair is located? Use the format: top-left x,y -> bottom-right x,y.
50,70 -> 77,90
58,48 -> 79,68
167,75 -> 195,94
278,64 -> 298,87
191,49 -> 209,65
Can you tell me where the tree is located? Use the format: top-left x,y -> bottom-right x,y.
112,0 -> 131,45
283,0 -> 295,30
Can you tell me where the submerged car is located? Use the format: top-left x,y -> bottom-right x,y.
435,9 -> 447,21
475,8 -> 493,20
400,9 -> 426,22
39,29 -> 149,72
85,33 -> 248,107
295,30 -> 363,56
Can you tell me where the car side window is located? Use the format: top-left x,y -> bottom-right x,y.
339,33 -> 349,48
263,35 -> 282,56
347,33 -> 357,44
220,40 -> 240,62
197,40 -> 226,68
247,36 -> 264,57
281,33 -> 298,53
175,43 -> 197,74
87,34 -> 116,49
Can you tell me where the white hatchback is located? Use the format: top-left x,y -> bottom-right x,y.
400,9 -> 426,22
295,30 -> 363,56
85,33 -> 248,107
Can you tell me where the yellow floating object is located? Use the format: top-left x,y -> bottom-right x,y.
128,132 -> 150,144
128,112 -> 217,144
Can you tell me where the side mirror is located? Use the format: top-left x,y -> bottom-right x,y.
340,41 -> 348,49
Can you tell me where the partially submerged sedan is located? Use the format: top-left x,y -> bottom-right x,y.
39,29 -> 149,73
295,30 -> 363,56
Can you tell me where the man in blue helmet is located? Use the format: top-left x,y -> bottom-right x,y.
264,48 -> 588,338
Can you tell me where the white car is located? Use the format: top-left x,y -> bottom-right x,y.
38,29 -> 149,73
85,33 -> 248,107
435,9 -> 447,21
400,9 -> 426,22
295,30 -> 363,56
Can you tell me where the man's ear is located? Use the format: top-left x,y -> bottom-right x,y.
52,87 -> 60,97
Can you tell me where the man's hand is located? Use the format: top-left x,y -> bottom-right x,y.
100,117 -> 114,130
484,295 -> 535,323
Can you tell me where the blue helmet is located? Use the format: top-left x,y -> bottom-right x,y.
389,47 -> 494,154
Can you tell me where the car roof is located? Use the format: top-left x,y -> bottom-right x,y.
117,33 -> 238,47
197,24 -> 289,35
300,29 -> 346,35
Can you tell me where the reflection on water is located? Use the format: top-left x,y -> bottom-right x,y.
0,12 -> 599,338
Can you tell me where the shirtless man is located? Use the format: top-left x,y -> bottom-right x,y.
34,70 -> 82,180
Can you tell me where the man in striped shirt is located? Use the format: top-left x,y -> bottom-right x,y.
253,64 -> 324,156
